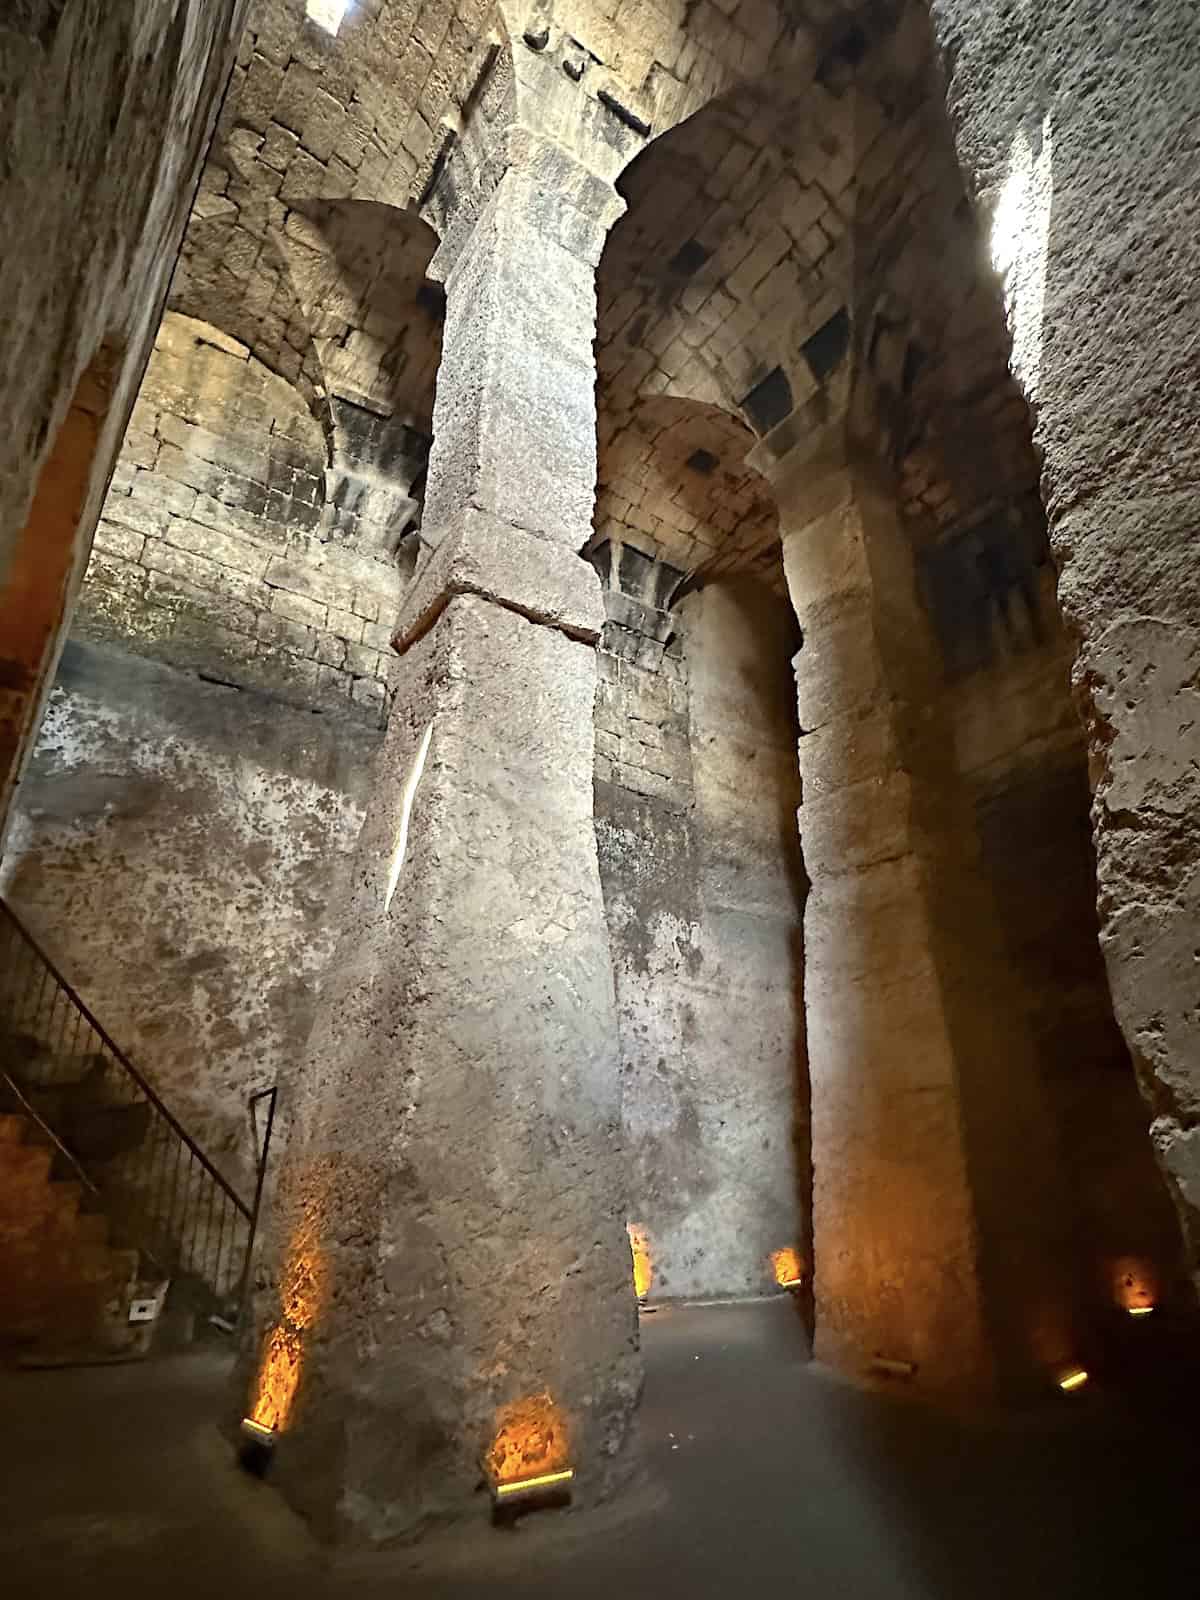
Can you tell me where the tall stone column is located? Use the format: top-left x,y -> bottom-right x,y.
765,442 -> 1069,1392
244,134 -> 639,1541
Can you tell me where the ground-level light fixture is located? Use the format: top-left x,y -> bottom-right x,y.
870,1356 -> 916,1380
491,1467 -> 575,1516
486,1392 -> 573,1523
1112,1256 -> 1158,1317
1058,1367 -> 1090,1393
238,1416 -> 277,1475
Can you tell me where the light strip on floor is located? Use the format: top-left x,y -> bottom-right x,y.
494,1468 -> 575,1500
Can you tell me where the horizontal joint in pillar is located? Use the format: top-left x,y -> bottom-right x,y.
392,507 -> 605,656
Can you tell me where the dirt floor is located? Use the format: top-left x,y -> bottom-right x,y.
2,1297 -> 1198,1597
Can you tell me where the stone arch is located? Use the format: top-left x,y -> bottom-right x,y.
591,0 -> 1191,1392
594,393 -> 780,590
277,199 -> 444,561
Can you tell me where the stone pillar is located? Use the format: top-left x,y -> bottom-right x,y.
767,443 -> 1069,1392
245,139 -> 639,1540
929,0 -> 1200,1303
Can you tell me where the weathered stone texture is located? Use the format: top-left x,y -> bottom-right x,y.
1,640 -> 377,1200
254,595 -> 637,1537
596,570 -> 806,1302
242,82 -> 639,1538
929,0 -> 1200,1290
942,517 -> 1190,1327
780,456 -> 1078,1390
0,0 -> 247,836
78,312 -> 402,723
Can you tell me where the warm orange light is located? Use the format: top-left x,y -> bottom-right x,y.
628,1222 -> 653,1300
240,1417 -> 275,1442
486,1392 -> 571,1488
1058,1367 -> 1089,1392
770,1246 -> 804,1289
249,1323 -> 305,1432
1112,1257 -> 1157,1316
247,1164 -> 332,1434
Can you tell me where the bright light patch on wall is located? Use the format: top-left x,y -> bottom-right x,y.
770,1246 -> 804,1290
384,720 -> 433,914
627,1222 -> 653,1300
1112,1256 -> 1158,1316
487,1393 -> 572,1499
990,113 -> 1053,401
244,1158 -> 333,1443
306,0 -> 349,35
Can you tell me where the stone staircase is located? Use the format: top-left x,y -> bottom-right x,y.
0,896 -> 272,1367
0,1098 -> 166,1364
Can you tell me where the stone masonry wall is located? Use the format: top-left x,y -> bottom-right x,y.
0,0 -> 247,835
2,640 -> 379,1200
595,555 -> 806,1301
1,306 -> 408,1191
79,310 -> 403,726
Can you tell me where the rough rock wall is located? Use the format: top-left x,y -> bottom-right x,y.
938,537 -> 1189,1322
80,310 -> 402,725
928,0 -> 1200,1292
596,569 -> 806,1301
1,640 -> 377,1198
0,0 -> 247,834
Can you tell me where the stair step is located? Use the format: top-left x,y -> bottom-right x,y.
0,1144 -> 52,1188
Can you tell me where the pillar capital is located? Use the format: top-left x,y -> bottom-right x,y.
748,406 -> 895,538
418,33 -> 633,285
427,128 -> 626,285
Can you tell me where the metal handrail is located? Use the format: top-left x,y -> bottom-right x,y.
0,895 -> 274,1310
0,898 -> 248,1218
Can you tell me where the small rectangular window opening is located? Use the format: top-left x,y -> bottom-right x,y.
306,0 -> 349,35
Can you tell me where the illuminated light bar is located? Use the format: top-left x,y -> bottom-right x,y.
871,1356 -> 916,1379
493,1468 -> 575,1500
1058,1368 -> 1089,1392
779,1276 -> 804,1290
1128,1306 -> 1155,1317
238,1416 -> 278,1477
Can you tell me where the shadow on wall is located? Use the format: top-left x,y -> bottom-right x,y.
0,348 -> 116,840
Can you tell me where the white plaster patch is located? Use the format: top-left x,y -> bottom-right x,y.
384,720 -> 433,913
